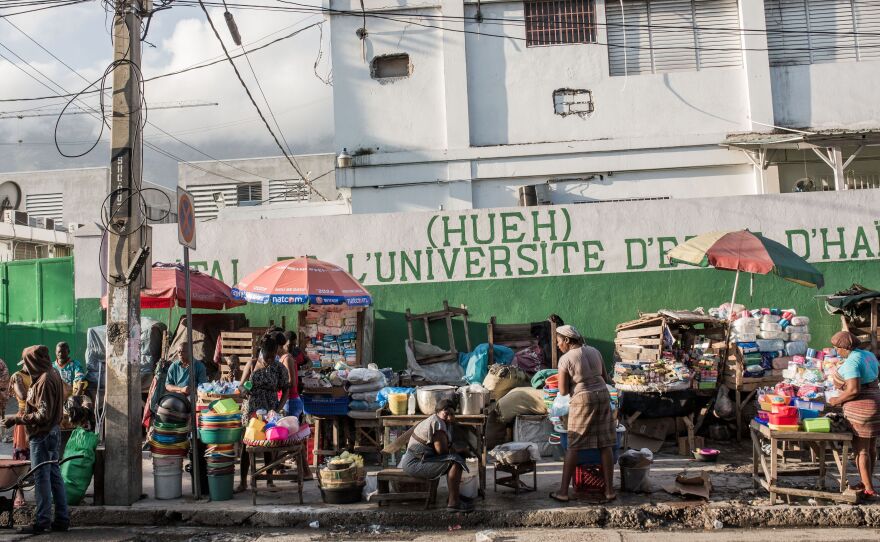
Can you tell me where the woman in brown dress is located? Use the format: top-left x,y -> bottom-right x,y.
550,325 -> 616,503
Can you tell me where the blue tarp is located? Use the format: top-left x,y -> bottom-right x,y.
458,343 -> 515,384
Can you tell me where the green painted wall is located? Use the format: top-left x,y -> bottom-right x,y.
74,259 -> 878,371
1,257 -> 76,373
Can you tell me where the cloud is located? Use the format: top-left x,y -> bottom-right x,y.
0,1 -> 334,185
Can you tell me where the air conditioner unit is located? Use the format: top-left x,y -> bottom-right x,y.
3,210 -> 28,225
30,217 -> 55,230
54,223 -> 67,232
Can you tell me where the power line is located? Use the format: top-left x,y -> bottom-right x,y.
195,0 -> 329,200
0,0 -> 90,18
0,20 -> 324,102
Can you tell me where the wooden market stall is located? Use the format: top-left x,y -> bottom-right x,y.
613,310 -> 728,453
724,345 -> 785,441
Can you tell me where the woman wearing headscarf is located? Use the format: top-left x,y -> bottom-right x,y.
826,331 -> 880,497
550,325 -> 616,503
236,334 -> 290,493
398,398 -> 473,512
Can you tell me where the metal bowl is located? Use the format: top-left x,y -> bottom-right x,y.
416,385 -> 457,415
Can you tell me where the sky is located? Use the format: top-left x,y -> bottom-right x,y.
0,0 -> 334,187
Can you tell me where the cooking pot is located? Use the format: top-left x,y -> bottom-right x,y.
416,385 -> 457,415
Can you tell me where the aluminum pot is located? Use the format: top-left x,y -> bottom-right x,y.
416,385 -> 457,415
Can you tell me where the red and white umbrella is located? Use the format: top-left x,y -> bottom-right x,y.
232,257 -> 372,307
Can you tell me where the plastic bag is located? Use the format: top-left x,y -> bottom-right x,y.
713,385 -> 735,420
405,340 -> 465,385
376,387 -> 414,407
459,344 -> 514,385
549,393 -> 570,417
347,368 -> 385,384
512,345 -> 544,375
61,428 -> 99,505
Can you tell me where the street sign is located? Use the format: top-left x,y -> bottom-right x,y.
177,187 -> 196,250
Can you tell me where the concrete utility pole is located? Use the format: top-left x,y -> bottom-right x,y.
104,0 -> 145,506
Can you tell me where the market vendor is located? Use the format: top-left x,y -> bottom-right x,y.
826,331 -> 880,498
236,334 -> 290,493
164,342 -> 208,396
53,342 -> 85,398
550,324 -> 616,504
280,330 -> 309,417
398,399 -> 473,512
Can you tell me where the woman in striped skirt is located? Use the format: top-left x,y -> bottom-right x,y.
827,331 -> 880,498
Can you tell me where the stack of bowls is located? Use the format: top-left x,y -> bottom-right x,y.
198,411 -> 243,444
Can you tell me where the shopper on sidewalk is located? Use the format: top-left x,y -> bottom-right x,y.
3,345 -> 67,534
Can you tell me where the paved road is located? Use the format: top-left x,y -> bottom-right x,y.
0,526 -> 878,542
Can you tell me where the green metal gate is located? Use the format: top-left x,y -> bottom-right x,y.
0,257 -> 75,373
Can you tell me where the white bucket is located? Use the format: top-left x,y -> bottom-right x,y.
459,388 -> 489,415
153,461 -> 183,500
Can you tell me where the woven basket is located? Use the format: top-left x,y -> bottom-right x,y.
242,437 -> 301,448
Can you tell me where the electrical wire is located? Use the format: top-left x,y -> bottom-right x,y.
0,20 -> 325,102
195,0 -> 329,200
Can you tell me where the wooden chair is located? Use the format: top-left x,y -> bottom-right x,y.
405,300 -> 472,365
487,317 -> 558,368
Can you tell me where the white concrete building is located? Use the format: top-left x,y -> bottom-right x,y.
325,0 -> 880,213
179,154 -> 341,220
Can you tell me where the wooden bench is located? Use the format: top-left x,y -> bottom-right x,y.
373,469 -> 438,509
494,460 -> 537,494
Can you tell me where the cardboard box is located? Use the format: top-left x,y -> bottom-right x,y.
629,417 -> 675,441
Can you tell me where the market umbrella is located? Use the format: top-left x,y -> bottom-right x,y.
666,230 -> 824,314
232,257 -> 372,306
101,263 -> 245,310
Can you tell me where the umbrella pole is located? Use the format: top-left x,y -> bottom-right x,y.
729,269 -> 741,319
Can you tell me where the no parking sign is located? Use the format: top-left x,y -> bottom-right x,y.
177,187 -> 196,250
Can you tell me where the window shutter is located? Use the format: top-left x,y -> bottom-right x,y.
188,183 -> 237,219
855,0 -> 880,61
693,0 -> 743,69
607,0 -> 742,76
25,193 -> 63,222
766,0 -> 880,66
648,0 -> 698,72
807,0 -> 857,63
607,0 -> 654,75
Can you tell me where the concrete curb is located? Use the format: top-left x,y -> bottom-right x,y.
66,503 -> 880,531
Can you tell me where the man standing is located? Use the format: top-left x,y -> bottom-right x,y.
164,341 -> 208,396
3,345 -> 67,534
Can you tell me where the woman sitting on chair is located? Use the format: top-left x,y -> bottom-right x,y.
398,399 -> 472,512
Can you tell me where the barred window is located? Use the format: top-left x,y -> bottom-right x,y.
525,0 -> 598,47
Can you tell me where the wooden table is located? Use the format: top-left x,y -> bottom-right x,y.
380,414 -> 488,496
750,421 -> 857,504
312,415 -> 349,467
245,443 -> 305,505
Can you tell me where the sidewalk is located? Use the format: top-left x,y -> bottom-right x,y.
55,440 -> 880,531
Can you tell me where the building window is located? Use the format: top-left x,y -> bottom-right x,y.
236,183 -> 263,207
606,0 -> 743,76
268,179 -> 309,203
765,0 -> 880,66
553,89 -> 594,116
25,192 -> 63,222
525,0 -> 598,47
371,54 -> 411,79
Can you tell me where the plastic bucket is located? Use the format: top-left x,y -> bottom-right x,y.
388,393 -> 408,415
152,456 -> 183,469
154,467 -> 183,500
208,473 -> 234,501
620,465 -> 650,492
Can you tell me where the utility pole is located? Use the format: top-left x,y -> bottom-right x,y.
104,0 -> 145,506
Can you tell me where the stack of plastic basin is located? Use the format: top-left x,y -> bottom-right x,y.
198,400 -> 242,501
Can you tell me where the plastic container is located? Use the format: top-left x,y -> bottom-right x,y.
210,398 -> 240,414
388,393 -> 408,415
769,413 -> 798,426
559,425 -> 625,465
794,399 -> 825,412
620,465 -> 650,492
153,462 -> 183,500
803,417 -> 831,433
303,395 -> 350,416
207,473 -> 234,501
573,464 -> 604,494
265,426 -> 289,441
798,409 -> 820,420
757,411 -> 770,422
771,405 -> 797,417
766,394 -> 790,405
768,424 -> 800,432
199,427 -> 243,444
759,401 -> 774,412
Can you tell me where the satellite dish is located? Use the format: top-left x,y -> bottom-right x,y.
794,178 -> 815,193
0,181 -> 21,211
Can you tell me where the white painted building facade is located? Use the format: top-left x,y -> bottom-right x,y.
325,0 -> 880,213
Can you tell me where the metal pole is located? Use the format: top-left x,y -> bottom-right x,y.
184,247 -> 201,499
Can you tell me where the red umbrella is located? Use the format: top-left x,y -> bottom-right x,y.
101,263 -> 244,310
232,257 -> 372,306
